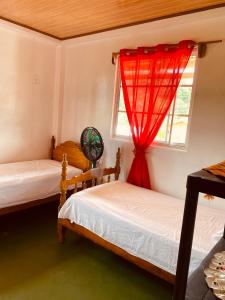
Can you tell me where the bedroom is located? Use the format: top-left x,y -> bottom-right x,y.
0,1 -> 225,299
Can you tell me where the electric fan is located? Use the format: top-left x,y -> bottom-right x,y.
80,127 -> 104,168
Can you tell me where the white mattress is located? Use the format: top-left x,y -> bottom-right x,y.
0,159 -> 82,209
58,181 -> 225,275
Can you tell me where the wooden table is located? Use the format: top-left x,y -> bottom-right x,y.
173,170 -> 225,300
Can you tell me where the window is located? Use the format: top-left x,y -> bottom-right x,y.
112,54 -> 197,148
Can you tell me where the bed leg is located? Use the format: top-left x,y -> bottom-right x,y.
115,147 -> 121,180
58,222 -> 66,244
50,136 -> 56,159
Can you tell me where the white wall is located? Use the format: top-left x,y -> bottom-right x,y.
0,21 -> 59,163
0,8 -> 225,208
60,8 -> 225,208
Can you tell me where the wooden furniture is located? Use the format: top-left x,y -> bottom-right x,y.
0,194 -> 58,216
0,136 -> 90,215
173,170 -> 225,300
52,136 -> 91,171
57,148 -> 175,284
59,217 -> 174,284
58,148 -> 121,211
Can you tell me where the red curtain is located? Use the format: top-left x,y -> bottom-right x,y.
120,40 -> 195,189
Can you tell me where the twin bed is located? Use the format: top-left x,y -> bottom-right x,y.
58,150 -> 225,284
0,137 -> 90,215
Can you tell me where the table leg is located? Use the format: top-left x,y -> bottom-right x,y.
173,186 -> 199,300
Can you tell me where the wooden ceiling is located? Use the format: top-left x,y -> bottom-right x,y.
0,0 -> 225,40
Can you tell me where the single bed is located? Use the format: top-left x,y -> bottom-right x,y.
59,181 -> 224,278
58,152 -> 225,284
0,137 -> 91,215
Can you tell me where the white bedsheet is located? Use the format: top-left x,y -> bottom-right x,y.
58,181 -> 225,275
0,159 -> 82,209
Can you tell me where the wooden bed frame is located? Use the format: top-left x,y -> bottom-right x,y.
0,136 -> 90,216
58,148 -> 175,285
51,136 -> 91,171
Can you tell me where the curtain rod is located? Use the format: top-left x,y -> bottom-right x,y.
112,39 -> 223,64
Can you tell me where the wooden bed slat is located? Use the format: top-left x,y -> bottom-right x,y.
0,195 -> 59,216
59,218 -> 175,284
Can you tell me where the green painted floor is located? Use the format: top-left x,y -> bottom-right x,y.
0,202 -> 172,300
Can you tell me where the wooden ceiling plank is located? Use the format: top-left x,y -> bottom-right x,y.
0,1 -> 224,39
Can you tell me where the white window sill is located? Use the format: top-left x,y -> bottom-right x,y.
110,135 -> 188,152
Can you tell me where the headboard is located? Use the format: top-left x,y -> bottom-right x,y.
59,148 -> 121,208
50,136 -> 91,171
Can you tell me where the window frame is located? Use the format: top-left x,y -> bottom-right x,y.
111,50 -> 198,150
